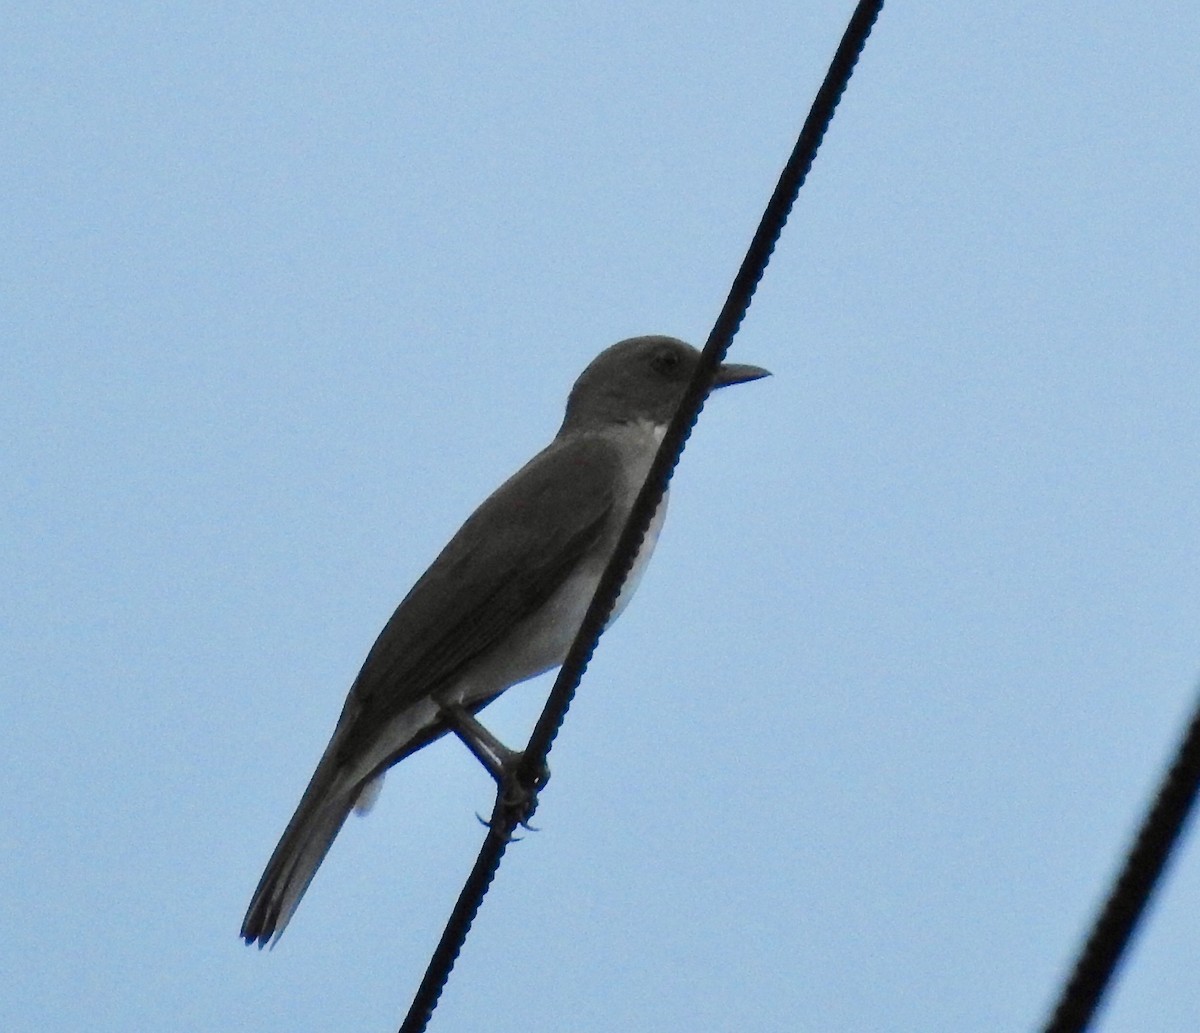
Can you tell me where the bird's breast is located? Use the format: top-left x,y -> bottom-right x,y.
608,486 -> 668,625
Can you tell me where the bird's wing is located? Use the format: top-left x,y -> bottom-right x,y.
337,432 -> 621,761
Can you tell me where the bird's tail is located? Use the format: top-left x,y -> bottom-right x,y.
241,741 -> 362,948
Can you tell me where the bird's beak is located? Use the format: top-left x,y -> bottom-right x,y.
713,361 -> 772,388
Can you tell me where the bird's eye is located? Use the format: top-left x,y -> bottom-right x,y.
651,349 -> 682,376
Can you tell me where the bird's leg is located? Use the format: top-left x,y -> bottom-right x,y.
442,704 -> 517,781
440,703 -> 550,828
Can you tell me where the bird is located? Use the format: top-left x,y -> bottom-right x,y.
240,334 -> 770,946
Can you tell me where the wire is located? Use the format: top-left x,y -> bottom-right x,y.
1040,688 -> 1200,1033
396,4 -> 886,1031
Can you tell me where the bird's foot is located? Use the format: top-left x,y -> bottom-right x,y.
494,753 -> 550,833
440,703 -> 550,833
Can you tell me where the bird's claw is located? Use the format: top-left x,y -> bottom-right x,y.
476,810 -> 526,842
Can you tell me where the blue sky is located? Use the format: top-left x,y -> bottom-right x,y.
4,3 -> 1199,1031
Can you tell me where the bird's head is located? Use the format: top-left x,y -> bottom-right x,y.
560,335 -> 770,434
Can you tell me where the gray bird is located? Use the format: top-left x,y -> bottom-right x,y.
241,335 -> 769,946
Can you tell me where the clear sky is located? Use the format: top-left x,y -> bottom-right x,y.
5,3 -> 1199,1031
